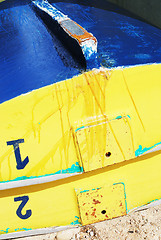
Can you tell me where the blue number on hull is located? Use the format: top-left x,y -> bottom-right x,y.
7,139 -> 29,170
14,196 -> 32,220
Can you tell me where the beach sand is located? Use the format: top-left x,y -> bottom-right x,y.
16,203 -> 161,240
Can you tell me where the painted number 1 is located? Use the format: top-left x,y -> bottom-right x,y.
7,139 -> 29,170
14,196 -> 32,220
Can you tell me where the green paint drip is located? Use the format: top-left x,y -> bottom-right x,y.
135,141 -> 161,157
0,162 -> 83,184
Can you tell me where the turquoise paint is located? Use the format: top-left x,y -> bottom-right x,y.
115,116 -> 122,120
115,115 -> 131,120
0,228 -> 9,234
79,189 -> 90,193
79,187 -> 100,194
75,115 -> 131,133
75,126 -> 85,132
70,216 -> 81,225
15,228 -> 32,231
128,197 -> 161,213
0,162 -> 83,184
55,162 -> 83,174
135,142 -> 161,157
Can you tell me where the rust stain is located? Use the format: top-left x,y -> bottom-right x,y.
61,20 -> 97,45
84,73 -> 125,162
122,70 -> 145,131
93,199 -> 101,204
76,183 -> 127,225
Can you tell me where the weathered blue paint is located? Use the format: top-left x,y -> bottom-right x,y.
0,0 -> 161,104
32,0 -> 68,22
0,0 -> 81,104
53,0 -> 161,69
135,142 -> 161,157
32,0 -> 98,69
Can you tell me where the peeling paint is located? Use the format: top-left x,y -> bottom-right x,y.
0,162 -> 83,184
15,228 -> 32,231
75,126 -> 85,132
135,142 -> 161,157
55,162 -> 83,174
32,0 -> 69,22
32,0 -> 98,69
76,183 -> 127,225
0,228 -> 9,234
70,216 -> 81,225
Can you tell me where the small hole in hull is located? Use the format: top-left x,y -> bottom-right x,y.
105,152 -> 111,157
101,210 -> 106,214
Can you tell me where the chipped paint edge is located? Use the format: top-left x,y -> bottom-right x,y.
0,173 -> 82,190
0,225 -> 79,239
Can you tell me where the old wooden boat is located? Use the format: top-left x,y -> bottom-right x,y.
0,0 -> 161,238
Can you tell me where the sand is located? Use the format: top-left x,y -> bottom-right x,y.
16,203 -> 161,240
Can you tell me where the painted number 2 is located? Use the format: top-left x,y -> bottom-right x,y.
7,139 -> 29,170
14,196 -> 32,219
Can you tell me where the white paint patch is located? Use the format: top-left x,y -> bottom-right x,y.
32,0 -> 69,22
81,39 -> 97,60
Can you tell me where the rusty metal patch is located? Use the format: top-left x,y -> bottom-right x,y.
76,183 -> 127,225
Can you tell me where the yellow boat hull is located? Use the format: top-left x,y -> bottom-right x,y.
0,63 -> 161,236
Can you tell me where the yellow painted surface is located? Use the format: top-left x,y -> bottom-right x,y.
1,149 -> 161,234
0,64 -> 161,234
76,183 -> 126,225
76,116 -> 134,171
0,64 -> 161,182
